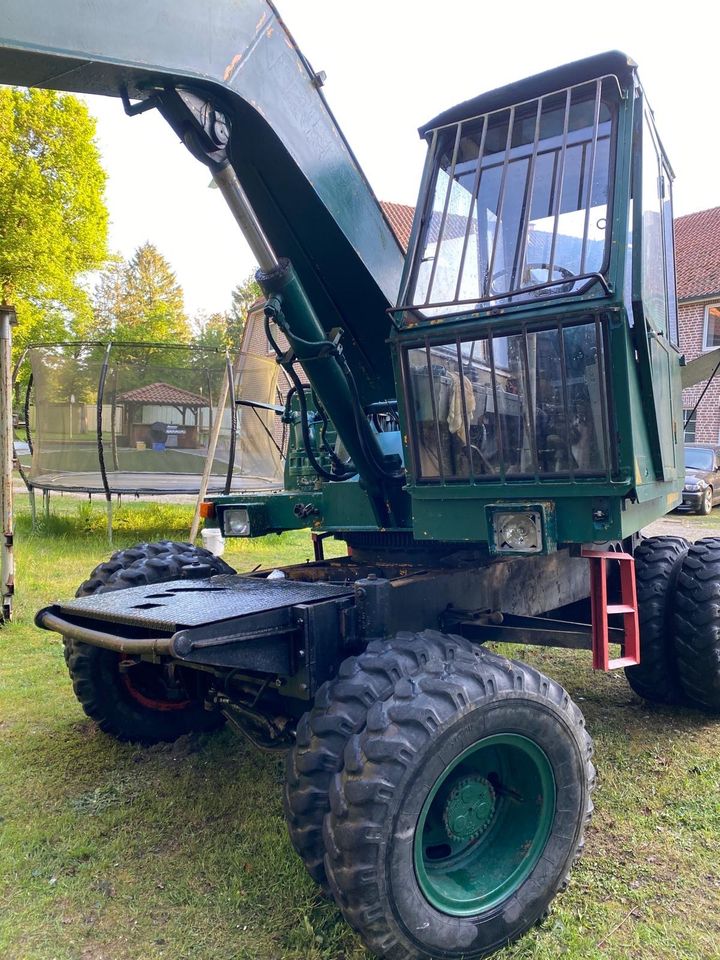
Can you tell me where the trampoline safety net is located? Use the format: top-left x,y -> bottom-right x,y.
21,343 -> 284,496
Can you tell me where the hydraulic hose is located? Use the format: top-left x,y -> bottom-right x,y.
265,303 -> 402,482
336,351 -> 405,482
266,314 -> 356,482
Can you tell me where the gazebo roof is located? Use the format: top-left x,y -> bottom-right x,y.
116,381 -> 208,407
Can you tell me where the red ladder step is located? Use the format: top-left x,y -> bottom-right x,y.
581,548 -> 640,671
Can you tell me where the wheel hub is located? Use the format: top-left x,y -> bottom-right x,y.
443,774 -> 496,842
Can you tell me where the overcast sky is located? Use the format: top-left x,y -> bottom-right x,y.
82,0 -> 720,317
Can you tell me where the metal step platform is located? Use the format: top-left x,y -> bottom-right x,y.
52,575 -> 354,633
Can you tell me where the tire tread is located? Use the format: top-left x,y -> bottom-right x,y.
323,637 -> 594,960
66,541 -> 234,742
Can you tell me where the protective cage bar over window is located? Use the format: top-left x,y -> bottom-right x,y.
403,317 -> 613,483
403,76 -> 620,318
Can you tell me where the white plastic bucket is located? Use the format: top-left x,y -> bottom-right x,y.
201,527 -> 225,557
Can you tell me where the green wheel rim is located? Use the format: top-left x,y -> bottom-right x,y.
413,733 -> 556,916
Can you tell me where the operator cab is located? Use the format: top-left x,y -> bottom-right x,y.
391,51 -> 682,547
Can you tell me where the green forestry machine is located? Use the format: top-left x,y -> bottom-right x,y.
3,2 -> 718,956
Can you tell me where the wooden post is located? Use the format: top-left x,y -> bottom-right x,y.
190,359 -> 231,543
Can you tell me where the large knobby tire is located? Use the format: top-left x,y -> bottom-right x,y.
673,538 -> 720,712
624,536 -> 689,704
285,632 -> 477,891
65,540 -> 236,743
324,638 -> 594,960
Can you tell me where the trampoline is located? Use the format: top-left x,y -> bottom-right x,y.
14,341 -> 285,518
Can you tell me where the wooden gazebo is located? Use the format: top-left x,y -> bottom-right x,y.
115,381 -> 209,449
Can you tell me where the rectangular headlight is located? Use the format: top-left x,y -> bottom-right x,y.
486,502 -> 555,556
492,510 -> 543,553
223,508 -> 250,537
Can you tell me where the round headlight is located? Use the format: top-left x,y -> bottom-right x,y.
494,511 -> 542,552
501,517 -> 535,549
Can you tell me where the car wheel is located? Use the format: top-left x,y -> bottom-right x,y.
699,487 -> 713,515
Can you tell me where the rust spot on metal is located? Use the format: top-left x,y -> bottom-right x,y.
255,11 -> 267,31
223,53 -> 243,82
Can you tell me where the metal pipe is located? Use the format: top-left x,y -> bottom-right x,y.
37,609 -> 173,656
225,351 -> 237,495
13,355 -> 32,494
485,106 -> 516,294
425,122 -> 463,305
513,97 -> 544,291
425,341 -> 445,481
96,343 -> 112,504
23,373 -> 33,454
455,340 -> 474,482
487,329 -> 507,481
211,164 -> 278,273
548,89 -> 572,277
580,80 -> 603,274
0,305 -> 16,622
110,365 -> 120,471
454,116 -> 488,303
96,342 -> 113,544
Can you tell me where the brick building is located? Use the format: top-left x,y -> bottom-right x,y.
676,206 -> 720,442
243,201 -> 720,444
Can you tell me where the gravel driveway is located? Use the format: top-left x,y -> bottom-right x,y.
644,508 -> 720,541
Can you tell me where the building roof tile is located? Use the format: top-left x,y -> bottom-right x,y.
381,201 -> 415,252
674,206 -> 720,301
116,382 -> 208,406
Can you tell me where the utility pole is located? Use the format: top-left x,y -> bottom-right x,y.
1,305 -> 16,622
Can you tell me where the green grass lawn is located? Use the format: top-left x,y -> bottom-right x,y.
1,496 -> 720,960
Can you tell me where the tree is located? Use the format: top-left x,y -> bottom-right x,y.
91,242 -> 191,344
193,310 -> 232,352
190,270 -> 262,354
0,88 -> 109,352
228,268 -> 262,351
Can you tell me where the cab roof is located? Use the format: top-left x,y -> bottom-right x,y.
419,50 -> 636,138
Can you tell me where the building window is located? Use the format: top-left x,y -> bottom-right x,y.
703,303 -> 720,350
683,409 -> 697,443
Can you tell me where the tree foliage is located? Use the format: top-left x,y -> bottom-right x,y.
191,269 -> 262,354
193,310 -> 232,352
228,269 -> 262,349
0,88 -> 109,350
91,242 -> 191,345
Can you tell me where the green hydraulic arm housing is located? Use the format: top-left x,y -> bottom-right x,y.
0,4 -> 687,552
